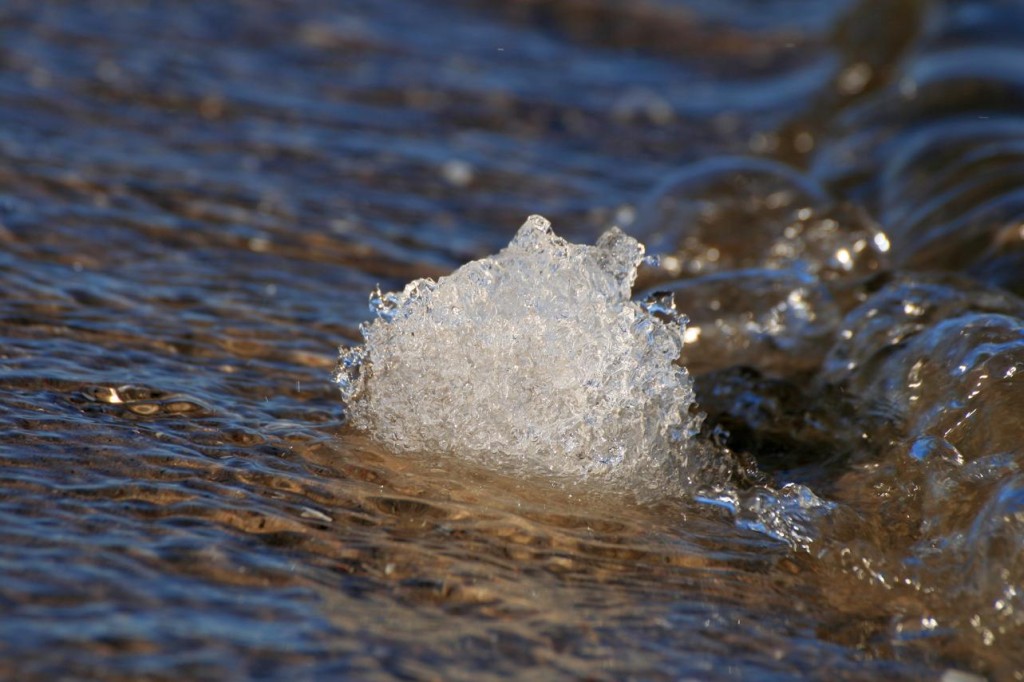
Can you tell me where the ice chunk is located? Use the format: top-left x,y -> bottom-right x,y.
695,482 -> 835,552
334,215 -> 705,497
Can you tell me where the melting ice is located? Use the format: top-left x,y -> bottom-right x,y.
334,215 -> 707,497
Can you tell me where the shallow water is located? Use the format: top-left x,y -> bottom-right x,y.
2,0 -> 1023,679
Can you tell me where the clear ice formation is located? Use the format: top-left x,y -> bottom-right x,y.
334,215 -> 704,497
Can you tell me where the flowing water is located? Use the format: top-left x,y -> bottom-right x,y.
2,0 -> 1024,679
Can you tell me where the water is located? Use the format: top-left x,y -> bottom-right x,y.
1,0 -> 1022,679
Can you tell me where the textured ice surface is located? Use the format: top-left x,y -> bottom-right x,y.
335,215 -> 705,497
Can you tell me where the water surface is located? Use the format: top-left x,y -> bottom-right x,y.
2,1 -> 1023,679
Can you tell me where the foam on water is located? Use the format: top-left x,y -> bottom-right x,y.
334,215 -> 706,497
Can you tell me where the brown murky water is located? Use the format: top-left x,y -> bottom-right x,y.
2,0 -> 1024,679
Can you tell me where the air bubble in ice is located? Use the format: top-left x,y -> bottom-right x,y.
334,215 -> 706,497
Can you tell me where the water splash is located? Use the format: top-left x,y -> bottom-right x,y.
335,216 -> 706,498
696,482 -> 836,553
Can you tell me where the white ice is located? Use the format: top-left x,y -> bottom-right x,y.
334,215 -> 706,497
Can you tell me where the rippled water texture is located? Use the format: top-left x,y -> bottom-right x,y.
3,1 -> 1024,679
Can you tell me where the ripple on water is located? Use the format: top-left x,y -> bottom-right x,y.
813,15 -> 1024,295
82,384 -> 213,417
814,276 -> 1024,674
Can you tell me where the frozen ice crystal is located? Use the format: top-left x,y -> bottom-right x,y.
334,215 -> 705,497
695,482 -> 835,552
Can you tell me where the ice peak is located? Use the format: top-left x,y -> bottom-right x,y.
334,216 -> 705,498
